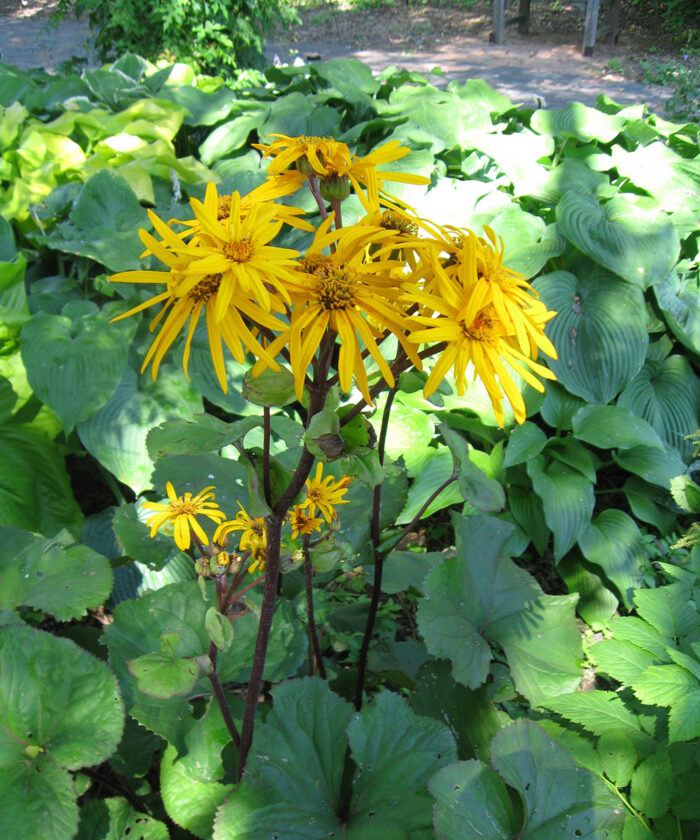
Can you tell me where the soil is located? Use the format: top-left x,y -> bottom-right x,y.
0,0 -> 683,84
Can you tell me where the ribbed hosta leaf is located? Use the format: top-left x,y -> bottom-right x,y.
653,263 -> 700,355
618,355 -> 699,461
531,102 -> 626,143
534,268 -> 647,403
488,205 -> 565,279
556,192 -> 679,289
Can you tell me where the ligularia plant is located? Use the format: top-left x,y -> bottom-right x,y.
109,134 -> 557,777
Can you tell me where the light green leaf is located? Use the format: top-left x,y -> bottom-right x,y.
534,268 -> 648,403
630,751 -> 672,819
441,424 -> 505,512
556,192 -> 679,289
488,205 -> 565,279
503,421 -> 547,467
633,583 -> 700,639
653,263 -> 700,355
545,690 -> 642,736
668,691 -> 700,743
577,510 -> 648,609
0,527 -> 113,621
396,446 -> 463,524
371,396 -> 434,476
593,639 -> 657,685
532,102 -> 626,143
146,415 -> 259,460
597,731 -> 639,788
631,665 -> 698,707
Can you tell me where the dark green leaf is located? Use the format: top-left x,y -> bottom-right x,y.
630,751 -> 672,819
76,798 -> 168,840
653,264 -> 700,354
441,424 -> 505,512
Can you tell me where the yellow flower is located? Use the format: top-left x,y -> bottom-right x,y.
288,506 -> 324,539
301,463 -> 352,523
254,134 -> 429,205
143,482 -> 226,551
405,234 -> 557,426
109,190 -> 304,391
214,502 -> 266,554
255,219 -> 423,403
247,543 -> 267,575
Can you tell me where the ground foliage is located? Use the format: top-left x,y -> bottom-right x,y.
0,51 -> 699,839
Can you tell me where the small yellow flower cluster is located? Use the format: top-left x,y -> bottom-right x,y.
143,464 -> 351,573
111,134 -> 557,427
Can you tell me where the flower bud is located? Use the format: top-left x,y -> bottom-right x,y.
320,174 -> 351,202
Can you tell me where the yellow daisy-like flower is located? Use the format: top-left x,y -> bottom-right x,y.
256,219 -> 423,403
248,543 -> 267,575
214,502 -> 267,554
110,190 -> 304,391
254,134 -> 429,205
143,482 -> 226,551
288,506 -> 324,539
405,235 -> 557,426
301,463 -> 352,524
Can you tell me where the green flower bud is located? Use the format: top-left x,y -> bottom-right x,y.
320,174 -> 351,202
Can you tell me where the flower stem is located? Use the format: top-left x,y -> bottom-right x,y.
354,387 -> 396,710
263,406 -> 272,506
237,513 -> 283,780
303,537 -> 326,679
207,642 -> 241,750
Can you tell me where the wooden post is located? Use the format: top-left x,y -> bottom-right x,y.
518,0 -> 532,35
490,0 -> 505,44
609,0 -> 621,44
582,0 -> 600,56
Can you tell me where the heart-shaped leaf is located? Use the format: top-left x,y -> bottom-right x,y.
534,268 -> 648,403
556,192 -> 679,288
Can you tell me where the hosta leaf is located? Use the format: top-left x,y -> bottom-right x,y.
20,302 -> 136,433
503,420 -> 547,467
527,458 -> 595,560
618,355 -> 699,461
488,205 -> 565,279
653,263 -> 700,355
539,381 -> 586,431
611,141 -> 700,214
623,476 -> 677,535
491,720 -> 625,838
630,751 -> 672,819
77,366 -> 202,494
556,192 -> 679,289
507,484 -> 550,554
612,443 -> 687,489
371,397 -> 434,476
417,514 -> 581,703
146,415 -> 259,460
572,404 -> 664,451
557,549 -> 619,627
76,798 -> 168,840
532,102 -> 626,143
0,625 -> 124,840
534,268 -> 648,404
0,425 -> 83,537
577,510 -> 648,609
0,527 -> 113,621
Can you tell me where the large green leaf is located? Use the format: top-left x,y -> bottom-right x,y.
488,205 -> 565,279
77,366 -> 202,494
371,396 -> 435,476
527,457 -> 595,560
0,625 -> 124,840
490,721 -> 625,838
214,679 -> 456,839
653,263 -> 700,355
534,268 -> 648,403
572,404 -> 665,450
612,443 -> 687,489
37,170 -> 148,271
618,355 -> 699,462
417,514 -> 581,703
441,424 -> 505,512
556,192 -> 679,289
20,301 -> 136,432
396,446 -> 463,524
0,424 -> 83,537
104,582 -> 304,748
0,527 -> 112,621
577,511 -> 647,609
532,102 -> 626,143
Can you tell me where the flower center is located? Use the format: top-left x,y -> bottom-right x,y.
317,270 -> 356,311
302,254 -> 335,278
381,210 -> 417,236
462,309 -> 496,343
188,273 -> 222,304
224,239 -> 252,263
